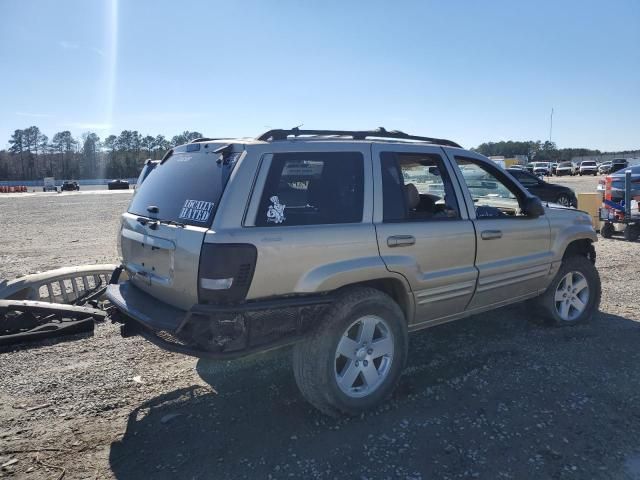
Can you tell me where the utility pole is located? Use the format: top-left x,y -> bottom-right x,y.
549,107 -> 554,143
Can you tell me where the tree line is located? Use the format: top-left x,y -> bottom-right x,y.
472,140 -> 603,163
0,127 -> 203,181
1,129 -> 635,181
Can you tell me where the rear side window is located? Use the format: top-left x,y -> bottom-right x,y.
255,152 -> 364,226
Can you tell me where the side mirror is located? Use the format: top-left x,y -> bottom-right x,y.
523,196 -> 545,217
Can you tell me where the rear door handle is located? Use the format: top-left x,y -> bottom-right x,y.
387,235 -> 416,247
481,230 -> 503,240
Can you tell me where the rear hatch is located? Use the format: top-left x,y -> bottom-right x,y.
120,143 -> 240,310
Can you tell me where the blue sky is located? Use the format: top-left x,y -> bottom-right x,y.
0,0 -> 638,151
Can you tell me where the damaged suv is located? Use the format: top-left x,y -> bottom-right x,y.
107,128 -> 600,416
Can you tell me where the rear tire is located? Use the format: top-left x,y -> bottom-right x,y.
531,255 -> 600,327
624,225 -> 639,242
292,287 -> 408,416
600,222 -> 614,239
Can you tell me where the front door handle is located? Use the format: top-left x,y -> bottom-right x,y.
387,235 -> 416,247
481,230 -> 503,240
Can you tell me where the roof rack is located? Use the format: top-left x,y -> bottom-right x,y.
256,127 -> 462,148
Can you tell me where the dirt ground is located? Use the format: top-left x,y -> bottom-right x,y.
1,176 -> 640,480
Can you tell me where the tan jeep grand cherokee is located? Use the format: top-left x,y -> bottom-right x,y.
107,128 -> 600,416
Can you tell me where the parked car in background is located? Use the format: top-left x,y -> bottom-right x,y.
507,168 -> 577,207
42,176 -> 56,192
610,158 -> 629,174
579,160 -> 598,176
555,161 -> 576,176
108,179 -> 130,190
61,180 -> 80,191
598,161 -> 612,175
532,162 -> 552,176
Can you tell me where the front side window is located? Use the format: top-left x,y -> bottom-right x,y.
255,152 -> 364,227
455,157 -> 525,218
381,152 -> 460,222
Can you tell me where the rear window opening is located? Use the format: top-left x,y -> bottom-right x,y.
128,146 -> 239,227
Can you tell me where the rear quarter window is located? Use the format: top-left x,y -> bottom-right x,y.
255,152 -> 364,226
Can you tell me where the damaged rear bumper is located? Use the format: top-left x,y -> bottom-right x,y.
106,280 -> 333,359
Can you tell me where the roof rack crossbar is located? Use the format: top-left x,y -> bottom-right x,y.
256,127 -> 461,148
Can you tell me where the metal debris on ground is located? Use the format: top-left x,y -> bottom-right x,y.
0,300 -> 107,346
0,265 -> 121,347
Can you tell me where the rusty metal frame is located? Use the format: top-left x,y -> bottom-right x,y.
0,264 -> 120,303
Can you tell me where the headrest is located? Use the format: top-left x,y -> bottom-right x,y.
405,183 -> 420,210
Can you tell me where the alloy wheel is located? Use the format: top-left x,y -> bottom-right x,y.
554,271 -> 590,321
334,315 -> 394,398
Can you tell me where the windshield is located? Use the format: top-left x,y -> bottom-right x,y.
582,161 -> 596,166
128,148 -> 238,227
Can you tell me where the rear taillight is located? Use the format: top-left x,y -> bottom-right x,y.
197,243 -> 257,304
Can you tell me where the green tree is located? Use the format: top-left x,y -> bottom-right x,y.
8,129 -> 26,178
52,131 -> 77,178
154,135 -> 170,158
104,134 -> 118,156
142,135 -> 155,157
0,149 -> 9,179
81,132 -> 101,178
171,131 -> 203,147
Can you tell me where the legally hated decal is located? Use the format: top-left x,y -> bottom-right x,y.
179,199 -> 214,223
266,196 -> 286,224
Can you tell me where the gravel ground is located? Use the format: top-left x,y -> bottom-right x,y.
1,177 -> 640,480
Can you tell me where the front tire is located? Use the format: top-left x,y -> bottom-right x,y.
532,255 -> 600,326
293,287 -> 408,416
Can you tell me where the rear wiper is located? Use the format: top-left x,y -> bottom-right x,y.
157,219 -> 186,228
136,217 -> 185,229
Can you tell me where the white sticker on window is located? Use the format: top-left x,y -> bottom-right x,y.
266,196 -> 286,224
179,199 -> 214,223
